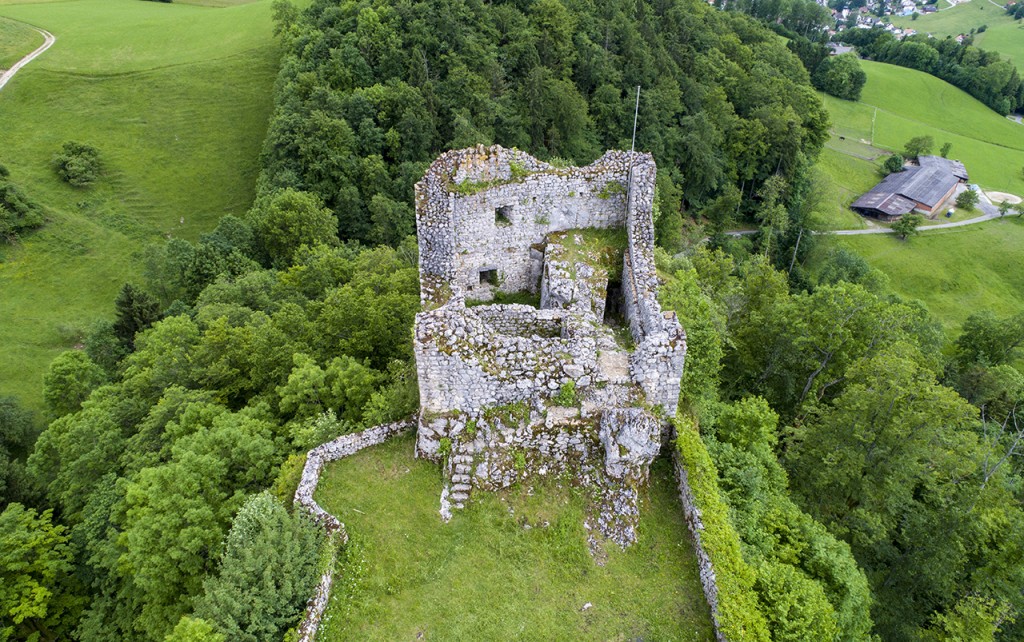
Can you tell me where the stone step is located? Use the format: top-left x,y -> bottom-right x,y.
454,502 -> 465,509
452,474 -> 471,484
455,464 -> 471,474
453,455 -> 473,464
451,492 -> 469,502
452,483 -> 472,492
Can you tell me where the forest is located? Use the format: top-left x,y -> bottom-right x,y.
1,0 -> 1023,640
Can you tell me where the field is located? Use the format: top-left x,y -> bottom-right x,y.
0,0 -> 278,409
813,58 -> 1024,329
0,16 -> 40,69
822,60 -> 1024,194
892,2 -> 1024,72
810,148 -> 876,230
315,433 -> 715,641
824,217 -> 1024,330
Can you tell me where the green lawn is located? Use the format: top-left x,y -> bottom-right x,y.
831,217 -> 1024,331
892,2 -> 1024,72
818,60 -> 1024,197
0,0 -> 278,410
315,433 -> 715,641
811,147 -> 876,230
0,16 -> 41,69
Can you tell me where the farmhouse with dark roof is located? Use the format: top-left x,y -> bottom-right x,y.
852,155 -> 968,220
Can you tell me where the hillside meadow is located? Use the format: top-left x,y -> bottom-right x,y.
826,216 -> 1024,331
0,16 -> 40,69
892,1 -> 1024,72
822,60 -> 1024,194
0,0 -> 278,409
811,57 -> 1024,330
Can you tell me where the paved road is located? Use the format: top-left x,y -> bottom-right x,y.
0,24 -> 55,92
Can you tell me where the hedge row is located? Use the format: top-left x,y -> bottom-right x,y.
674,416 -> 771,642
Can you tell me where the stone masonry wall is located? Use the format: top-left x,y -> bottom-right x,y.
413,145 -> 687,546
415,146 -> 631,302
472,304 -> 565,338
293,420 -> 414,642
673,450 -> 728,642
620,154 -> 687,415
415,294 -> 598,433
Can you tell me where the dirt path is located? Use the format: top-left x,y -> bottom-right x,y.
0,24 -> 55,92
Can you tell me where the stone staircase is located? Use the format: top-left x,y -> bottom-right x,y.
449,453 -> 475,509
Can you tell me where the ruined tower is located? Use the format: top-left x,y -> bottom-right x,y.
412,145 -> 686,545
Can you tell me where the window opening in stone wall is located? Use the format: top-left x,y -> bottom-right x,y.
495,205 -> 513,227
480,268 -> 499,286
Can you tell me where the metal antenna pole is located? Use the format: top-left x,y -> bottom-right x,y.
630,85 -> 640,153
626,85 -> 641,214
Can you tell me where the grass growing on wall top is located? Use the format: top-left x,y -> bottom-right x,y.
314,432 -> 715,641
673,416 -> 770,642
548,227 -> 628,281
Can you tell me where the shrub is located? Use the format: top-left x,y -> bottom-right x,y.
554,381 -> 578,406
0,179 -> 44,243
892,213 -> 924,240
955,188 -> 979,211
882,154 -> 905,175
52,141 -> 101,187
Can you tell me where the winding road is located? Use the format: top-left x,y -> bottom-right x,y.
0,24 -> 55,92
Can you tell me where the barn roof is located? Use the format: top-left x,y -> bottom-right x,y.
852,156 -> 967,216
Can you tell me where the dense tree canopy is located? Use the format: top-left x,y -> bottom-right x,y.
812,53 -> 867,101
258,0 -> 830,247
660,246 -> 1024,640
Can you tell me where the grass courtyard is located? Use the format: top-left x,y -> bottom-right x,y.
314,432 -> 715,641
0,0 -> 278,409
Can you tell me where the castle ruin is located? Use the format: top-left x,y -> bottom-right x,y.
413,145 -> 686,546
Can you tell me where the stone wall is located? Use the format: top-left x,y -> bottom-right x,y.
472,304 -> 565,338
620,154 -> 687,416
293,420 -> 414,642
415,146 -> 631,302
673,450 -> 728,642
414,295 -> 598,442
540,239 -> 609,320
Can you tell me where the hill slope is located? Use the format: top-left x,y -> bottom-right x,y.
892,2 -> 1024,72
0,16 -> 41,70
0,0 -> 278,409
820,59 -> 1024,193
